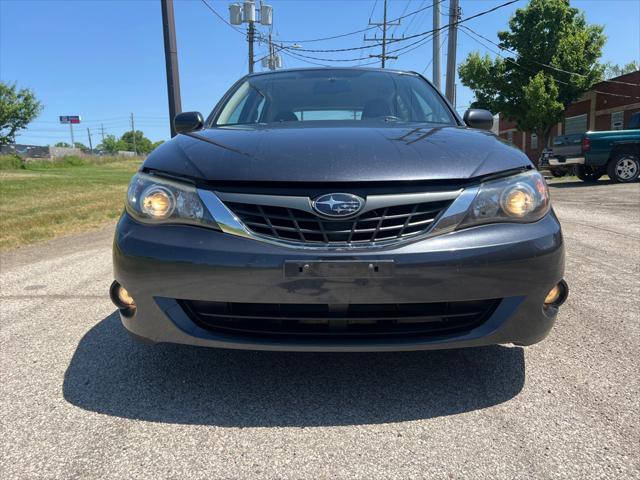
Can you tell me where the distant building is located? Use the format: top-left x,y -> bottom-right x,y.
496,70 -> 640,162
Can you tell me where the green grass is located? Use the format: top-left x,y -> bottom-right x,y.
0,155 -> 142,251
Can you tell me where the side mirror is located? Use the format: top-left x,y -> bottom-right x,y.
174,112 -> 204,134
463,109 -> 494,131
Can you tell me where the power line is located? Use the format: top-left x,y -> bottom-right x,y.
400,0 -> 427,36
282,29 -> 439,64
391,0 -> 412,38
283,0 -> 518,54
422,33 -> 448,74
275,0 -> 445,45
199,0 -> 245,35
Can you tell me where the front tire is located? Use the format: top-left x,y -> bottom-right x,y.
607,151 -> 640,183
576,165 -> 602,182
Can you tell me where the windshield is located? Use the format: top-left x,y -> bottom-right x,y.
213,69 -> 456,126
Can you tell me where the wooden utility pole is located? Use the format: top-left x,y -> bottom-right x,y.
364,0 -> 400,68
87,128 -> 93,152
248,21 -> 256,73
130,113 -> 137,155
161,0 -> 182,137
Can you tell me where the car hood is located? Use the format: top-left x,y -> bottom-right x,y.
145,122 -> 531,183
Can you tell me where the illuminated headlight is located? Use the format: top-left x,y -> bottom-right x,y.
458,170 -> 550,229
126,172 -> 218,229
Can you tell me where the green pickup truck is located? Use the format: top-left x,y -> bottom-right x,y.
549,112 -> 640,182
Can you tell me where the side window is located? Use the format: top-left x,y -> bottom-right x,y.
411,91 -> 435,122
410,88 -> 450,123
611,111 -> 624,130
216,82 -> 265,125
226,95 -> 249,124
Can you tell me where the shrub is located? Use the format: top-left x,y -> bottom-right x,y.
0,154 -> 25,170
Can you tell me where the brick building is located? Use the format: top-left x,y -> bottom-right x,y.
496,70 -> 640,162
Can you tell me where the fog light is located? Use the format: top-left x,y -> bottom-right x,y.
110,281 -> 136,312
544,280 -> 568,307
545,285 -> 561,304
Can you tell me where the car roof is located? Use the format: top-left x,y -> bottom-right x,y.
246,67 -> 421,78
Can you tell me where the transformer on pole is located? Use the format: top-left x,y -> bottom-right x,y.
230,1 -> 273,74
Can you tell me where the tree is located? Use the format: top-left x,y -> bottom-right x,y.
54,142 -> 71,148
602,61 -> 640,80
151,140 -> 164,151
97,131 -> 161,155
458,0 -> 605,162
0,82 -> 43,145
97,134 -> 123,154
119,130 -> 154,154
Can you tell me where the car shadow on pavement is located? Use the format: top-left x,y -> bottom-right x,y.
63,312 -> 525,427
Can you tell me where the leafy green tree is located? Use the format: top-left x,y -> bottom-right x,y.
458,0 -> 605,162
97,134 -> 124,154
119,130 -> 154,155
0,82 -> 43,145
151,140 -> 165,151
602,61 -> 640,80
54,142 -> 71,148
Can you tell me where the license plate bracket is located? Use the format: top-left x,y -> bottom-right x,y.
284,260 -> 395,278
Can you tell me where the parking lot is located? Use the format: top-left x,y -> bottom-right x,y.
1,180 -> 639,479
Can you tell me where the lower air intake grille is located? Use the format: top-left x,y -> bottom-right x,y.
181,299 -> 500,340
223,200 -> 452,245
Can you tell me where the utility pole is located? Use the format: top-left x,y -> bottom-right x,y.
432,0 -> 441,90
100,124 -> 105,143
364,0 -> 400,68
445,0 -> 460,105
87,128 -> 93,153
69,123 -> 75,147
130,113 -> 137,155
161,0 -> 182,137
248,21 -> 255,73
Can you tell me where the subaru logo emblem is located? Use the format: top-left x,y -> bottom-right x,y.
312,193 -> 365,218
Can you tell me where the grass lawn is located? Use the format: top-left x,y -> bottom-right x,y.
0,155 -> 141,251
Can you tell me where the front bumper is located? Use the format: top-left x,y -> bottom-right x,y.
113,211 -> 565,352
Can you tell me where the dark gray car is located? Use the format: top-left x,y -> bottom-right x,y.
110,68 -> 567,352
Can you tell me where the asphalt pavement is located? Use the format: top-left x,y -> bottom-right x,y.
1,180 -> 639,479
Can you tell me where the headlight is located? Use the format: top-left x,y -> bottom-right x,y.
457,170 -> 550,229
125,172 -> 219,229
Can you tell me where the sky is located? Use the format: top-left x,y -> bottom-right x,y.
1,0 -> 639,146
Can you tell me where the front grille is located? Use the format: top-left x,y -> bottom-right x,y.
181,299 -> 499,340
223,199 -> 452,245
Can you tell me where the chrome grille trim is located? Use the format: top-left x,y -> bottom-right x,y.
197,187 -> 479,251
215,190 -> 462,217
